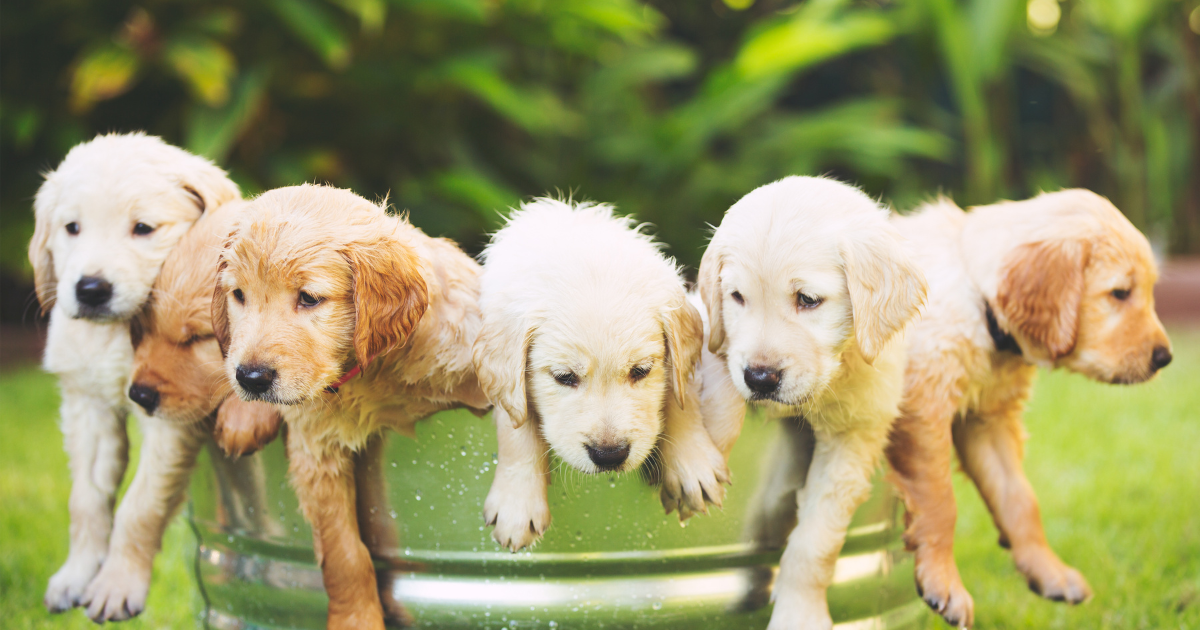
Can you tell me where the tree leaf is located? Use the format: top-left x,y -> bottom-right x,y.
735,10 -> 895,80
185,66 -> 269,162
165,37 -> 237,106
69,45 -> 140,113
270,0 -> 351,69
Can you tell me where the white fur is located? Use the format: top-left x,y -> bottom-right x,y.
698,176 -> 926,630
474,198 -> 728,551
29,133 -> 238,615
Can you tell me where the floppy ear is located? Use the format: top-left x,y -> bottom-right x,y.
995,239 -> 1089,360
29,176 -> 60,313
343,236 -> 429,366
473,312 -> 535,428
697,246 -> 726,354
175,157 -> 240,213
841,230 -> 928,364
663,297 -> 704,408
211,258 -> 231,358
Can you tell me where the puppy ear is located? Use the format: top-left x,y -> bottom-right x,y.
697,246 -> 726,353
841,230 -> 927,364
175,158 -> 240,213
344,236 -> 429,366
29,176 -> 60,313
473,312 -> 534,428
663,297 -> 704,409
996,239 -> 1089,360
212,258 -> 231,358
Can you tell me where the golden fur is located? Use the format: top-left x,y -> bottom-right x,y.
214,184 -> 487,630
886,190 -> 1172,627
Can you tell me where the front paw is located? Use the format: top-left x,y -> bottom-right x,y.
44,555 -> 102,613
765,595 -> 833,630
914,551 -> 974,628
214,398 -> 281,457
658,431 -> 731,521
483,473 -> 550,552
81,556 -> 151,622
1015,549 -> 1092,605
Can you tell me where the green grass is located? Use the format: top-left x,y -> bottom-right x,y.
1,330 -> 1198,629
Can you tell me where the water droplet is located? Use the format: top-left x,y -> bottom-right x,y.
575,531 -> 582,541
391,460 -> 397,467
389,510 -> 398,519
652,601 -> 662,610
549,622 -> 558,628
646,532 -> 654,539
415,493 -> 422,501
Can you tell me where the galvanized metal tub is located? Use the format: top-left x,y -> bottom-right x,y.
189,409 -> 922,629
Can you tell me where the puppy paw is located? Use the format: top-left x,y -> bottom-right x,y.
1016,551 -> 1092,604
914,554 -> 974,628
765,597 -> 833,630
658,429 -> 730,521
214,398 -> 282,457
379,586 -> 416,627
483,475 -> 550,552
44,555 -> 102,613
81,556 -> 151,622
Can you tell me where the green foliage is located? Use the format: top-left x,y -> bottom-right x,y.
1,0 -> 1197,283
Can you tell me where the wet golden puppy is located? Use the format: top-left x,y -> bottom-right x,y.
80,198 -> 281,622
474,198 -> 729,551
214,184 -> 488,630
698,176 -> 926,630
886,190 -> 1172,628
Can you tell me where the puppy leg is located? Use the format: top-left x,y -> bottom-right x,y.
660,380 -> 732,520
288,429 -> 385,630
955,409 -> 1091,605
82,412 -> 206,622
769,427 -> 886,630
355,434 -> 414,627
886,377 -> 974,627
698,350 -> 747,459
484,408 -> 551,551
213,396 -> 282,457
45,393 -> 129,612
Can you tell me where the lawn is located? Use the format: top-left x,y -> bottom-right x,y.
1,329 -> 1197,629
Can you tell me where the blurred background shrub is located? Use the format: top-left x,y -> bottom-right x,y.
2,0 -> 1198,308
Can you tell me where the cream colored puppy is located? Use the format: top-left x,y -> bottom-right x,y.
698,176 -> 926,630
474,198 -> 729,551
29,132 -> 239,612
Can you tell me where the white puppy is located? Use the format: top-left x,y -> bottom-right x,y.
697,176 -> 926,629
29,132 -> 239,613
474,198 -> 730,551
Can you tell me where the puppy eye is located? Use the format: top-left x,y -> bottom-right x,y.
65,222 -> 80,235
298,291 -> 323,308
797,292 -> 823,309
232,288 -> 245,304
184,334 -> 214,346
553,372 -> 580,387
731,291 -> 744,305
629,365 -> 651,382
1111,288 -> 1131,301
132,222 -> 156,236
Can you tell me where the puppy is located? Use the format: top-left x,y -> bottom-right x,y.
697,176 -> 927,629
29,132 -> 239,612
214,184 -> 489,630
886,191 -> 1172,627
473,198 -> 729,551
76,197 -> 280,621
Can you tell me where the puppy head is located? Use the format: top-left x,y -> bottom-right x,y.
473,198 -> 702,474
214,185 -> 428,404
700,176 -> 926,407
30,132 -> 238,321
994,190 -> 1171,383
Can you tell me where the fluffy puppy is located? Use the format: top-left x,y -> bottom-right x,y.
698,176 -> 927,630
473,198 -> 729,551
79,198 -> 280,621
886,191 -> 1172,627
29,132 -> 239,612
214,184 -> 488,630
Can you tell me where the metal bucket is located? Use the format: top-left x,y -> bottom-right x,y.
189,409 -> 922,629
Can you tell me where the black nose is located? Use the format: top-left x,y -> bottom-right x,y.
128,384 -> 159,414
75,276 -> 113,307
743,366 -> 781,395
236,364 -> 277,395
586,442 -> 631,470
1150,346 -> 1173,372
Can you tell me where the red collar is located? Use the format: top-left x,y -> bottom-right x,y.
324,364 -> 363,394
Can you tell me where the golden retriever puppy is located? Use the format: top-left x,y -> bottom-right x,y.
473,198 -> 729,551
28,132 -> 239,612
214,184 -> 489,630
697,176 -> 927,630
886,191 -> 1172,627
77,198 -> 280,621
